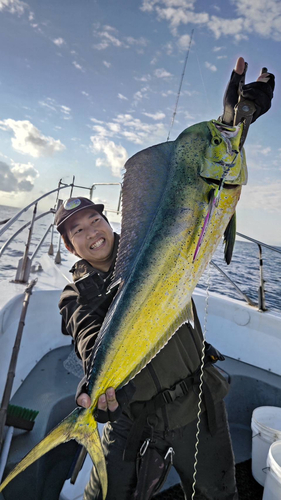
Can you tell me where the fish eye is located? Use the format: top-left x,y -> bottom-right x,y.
213,137 -> 222,146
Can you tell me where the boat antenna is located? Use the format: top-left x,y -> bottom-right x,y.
166,28 -> 194,142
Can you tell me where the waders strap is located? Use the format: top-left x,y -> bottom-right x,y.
123,367 -> 217,462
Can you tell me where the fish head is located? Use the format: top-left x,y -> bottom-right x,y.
176,120 -> 248,186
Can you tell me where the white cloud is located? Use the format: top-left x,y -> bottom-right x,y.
118,93 -> 128,100
93,25 -> 148,50
235,0 -> 281,41
208,15 -> 247,41
133,86 -> 150,103
89,112 -> 166,147
60,105 -> 71,115
91,125 -> 108,137
53,37 -> 65,46
73,61 -> 84,71
108,123 -> 121,133
82,91 -> 89,97
0,160 -> 38,192
142,111 -> 166,120
213,46 -> 224,52
141,0 -> 281,41
125,36 -> 148,47
205,61 -> 217,72
161,89 -> 176,97
0,0 -> 27,15
134,74 -> 151,82
90,136 -> 128,177
217,55 -> 227,59
177,33 -> 193,49
90,118 -> 104,124
93,26 -> 125,50
39,98 -> 72,119
103,60 -> 111,68
154,68 -> 172,78
0,119 -> 66,157
150,57 -> 158,65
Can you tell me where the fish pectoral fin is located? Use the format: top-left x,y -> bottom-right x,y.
0,406 -> 107,500
223,213 -> 236,265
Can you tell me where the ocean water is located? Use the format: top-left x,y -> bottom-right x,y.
0,205 -> 280,312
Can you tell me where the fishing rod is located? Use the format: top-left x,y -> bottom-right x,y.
166,29 -> 194,141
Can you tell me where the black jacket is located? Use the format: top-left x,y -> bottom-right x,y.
59,233 -> 229,430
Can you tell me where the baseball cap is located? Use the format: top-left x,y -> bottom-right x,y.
55,197 -> 104,235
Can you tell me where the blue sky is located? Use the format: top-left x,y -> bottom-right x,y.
0,0 -> 280,244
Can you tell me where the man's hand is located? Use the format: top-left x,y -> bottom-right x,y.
77,387 -> 119,411
76,381 -> 135,423
77,388 -> 120,423
222,56 -> 275,125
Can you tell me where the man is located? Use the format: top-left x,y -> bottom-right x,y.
56,58 -> 274,500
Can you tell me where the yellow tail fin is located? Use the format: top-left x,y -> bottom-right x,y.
0,407 -> 107,499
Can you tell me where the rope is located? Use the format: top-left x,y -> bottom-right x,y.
166,29 -> 194,141
191,263 -> 211,499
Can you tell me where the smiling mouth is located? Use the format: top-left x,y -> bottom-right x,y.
90,238 -> 105,250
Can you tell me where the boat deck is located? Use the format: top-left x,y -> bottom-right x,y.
2,345 -> 80,500
1,344 -> 281,499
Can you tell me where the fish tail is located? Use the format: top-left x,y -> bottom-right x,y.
0,406 -> 107,499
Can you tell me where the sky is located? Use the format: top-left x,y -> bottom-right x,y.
0,0 -> 280,244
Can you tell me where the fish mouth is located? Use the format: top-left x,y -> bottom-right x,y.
200,176 -> 239,189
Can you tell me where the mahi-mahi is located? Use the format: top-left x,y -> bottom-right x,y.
0,120 -> 247,498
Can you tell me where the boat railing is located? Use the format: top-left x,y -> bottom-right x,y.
0,178 -> 122,283
210,233 -> 281,312
1,182 -> 279,311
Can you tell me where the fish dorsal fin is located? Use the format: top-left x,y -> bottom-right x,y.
112,141 -> 174,285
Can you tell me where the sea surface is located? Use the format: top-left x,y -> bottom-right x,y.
0,204 -> 280,313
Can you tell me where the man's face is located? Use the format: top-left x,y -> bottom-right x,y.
65,208 -> 115,271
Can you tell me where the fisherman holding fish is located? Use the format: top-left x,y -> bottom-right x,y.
0,56 -> 275,500
0,57 -> 274,499
56,58 -> 274,500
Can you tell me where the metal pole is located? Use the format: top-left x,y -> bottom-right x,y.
117,189 -> 122,214
236,232 -> 281,254
48,179 -> 62,255
89,185 -> 95,200
258,244 -> 267,311
0,280 -> 37,453
70,176 -> 75,197
70,447 -> 88,484
17,204 -> 37,283
31,224 -> 52,262
210,260 -> 256,306
55,234 -> 62,264
0,211 -> 54,259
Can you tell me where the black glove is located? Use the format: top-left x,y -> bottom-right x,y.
204,342 -> 225,363
222,68 -> 275,125
241,76 -> 275,123
93,380 -> 136,423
